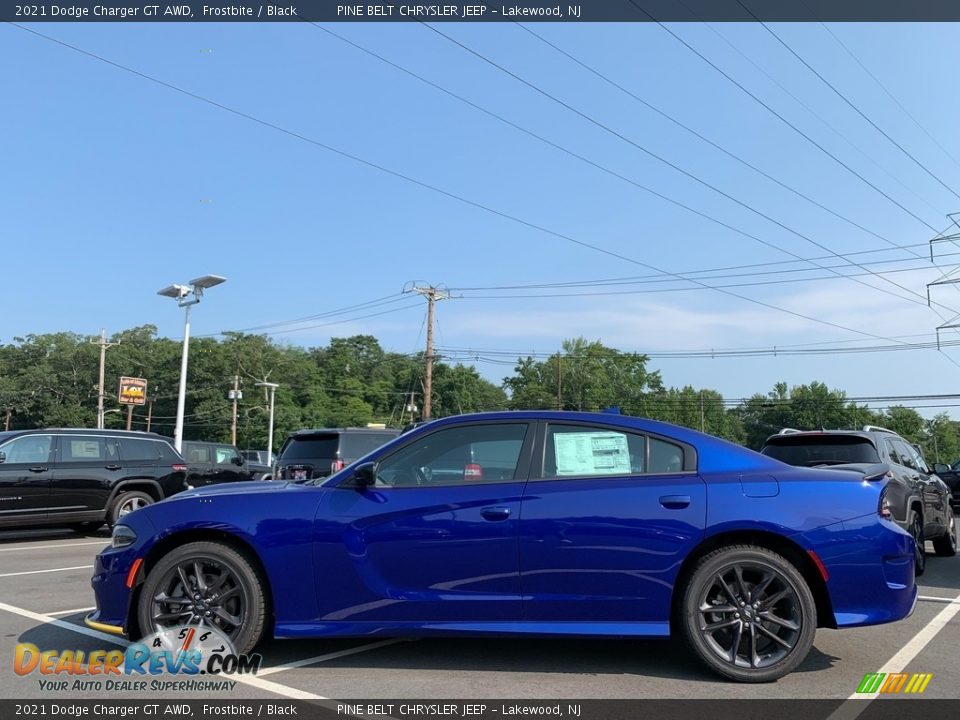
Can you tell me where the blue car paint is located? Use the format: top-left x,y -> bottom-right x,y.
88,411 -> 916,640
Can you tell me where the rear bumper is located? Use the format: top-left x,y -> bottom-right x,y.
800,515 -> 917,628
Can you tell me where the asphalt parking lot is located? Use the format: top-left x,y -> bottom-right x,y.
1,526 -> 959,701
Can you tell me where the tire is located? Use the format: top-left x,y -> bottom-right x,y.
108,491 -> 154,527
678,545 -> 817,683
137,541 -> 267,655
908,511 -> 926,576
933,512 -> 957,557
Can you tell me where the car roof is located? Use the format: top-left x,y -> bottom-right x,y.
762,429 -> 892,446
1,428 -> 168,439
288,427 -> 400,437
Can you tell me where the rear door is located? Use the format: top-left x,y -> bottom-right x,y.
183,443 -> 214,487
50,434 -> 120,517
519,422 -> 706,624
210,444 -> 247,484
0,433 -> 55,524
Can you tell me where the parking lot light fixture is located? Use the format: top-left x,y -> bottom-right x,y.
157,275 -> 226,453
256,381 -> 279,465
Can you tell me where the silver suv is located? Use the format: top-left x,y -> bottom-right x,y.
761,425 -> 956,575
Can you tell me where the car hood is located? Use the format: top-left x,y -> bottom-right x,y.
178,480 -> 301,499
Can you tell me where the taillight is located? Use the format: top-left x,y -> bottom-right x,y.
172,463 -> 187,473
879,487 -> 893,518
331,459 -> 345,473
464,463 -> 483,480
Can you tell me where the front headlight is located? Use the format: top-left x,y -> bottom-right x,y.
111,524 -> 137,549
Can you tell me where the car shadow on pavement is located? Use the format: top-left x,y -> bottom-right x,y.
253,636 -> 839,681
0,526 -> 109,545
919,552 -> 960,593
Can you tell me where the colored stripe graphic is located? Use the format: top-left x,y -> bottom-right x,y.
857,672 -> 932,694
856,673 -> 885,693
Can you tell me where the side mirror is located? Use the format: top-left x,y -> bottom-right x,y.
231,456 -> 244,466
934,463 -> 949,474
352,461 -> 376,490
0,451 -> 5,464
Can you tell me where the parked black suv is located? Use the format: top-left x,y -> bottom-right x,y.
0,429 -> 187,531
275,427 -> 400,482
180,440 -> 254,488
761,425 -> 956,575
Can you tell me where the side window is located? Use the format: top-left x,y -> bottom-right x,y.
894,439 -> 922,472
119,438 -> 162,462
216,446 -> 240,464
186,445 -> 211,463
62,436 -> 116,463
649,437 -> 685,473
375,423 -> 528,487
543,425 -> 644,478
884,439 -> 902,466
0,434 -> 55,464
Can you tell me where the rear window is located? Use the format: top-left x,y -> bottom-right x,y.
341,433 -> 397,459
762,435 -> 881,466
281,435 -> 339,461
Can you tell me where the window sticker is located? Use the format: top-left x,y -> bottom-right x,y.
70,440 -> 101,459
554,432 -> 630,476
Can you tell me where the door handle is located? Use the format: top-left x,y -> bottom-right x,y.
481,507 -> 511,521
28,466 -> 48,473
105,464 -> 121,471
659,495 -> 691,509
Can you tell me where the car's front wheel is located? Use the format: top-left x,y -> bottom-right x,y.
679,545 -> 817,682
137,541 -> 266,654
933,512 -> 957,557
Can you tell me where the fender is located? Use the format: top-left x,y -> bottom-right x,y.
105,478 -> 164,507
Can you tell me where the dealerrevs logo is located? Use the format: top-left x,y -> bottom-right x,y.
14,625 -> 261,692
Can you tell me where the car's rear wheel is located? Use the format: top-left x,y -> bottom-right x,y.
679,545 -> 816,683
908,511 -> 926,575
137,541 -> 266,654
933,512 -> 957,557
108,491 -> 154,527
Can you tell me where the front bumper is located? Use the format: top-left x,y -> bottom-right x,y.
89,543 -> 139,637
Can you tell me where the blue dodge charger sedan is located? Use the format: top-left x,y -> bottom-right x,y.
87,411 -> 916,682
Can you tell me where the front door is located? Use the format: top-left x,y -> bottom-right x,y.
0,433 -> 55,525
314,422 -> 533,624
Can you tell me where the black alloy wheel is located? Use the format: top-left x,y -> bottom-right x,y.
138,542 -> 266,654
680,545 -> 816,682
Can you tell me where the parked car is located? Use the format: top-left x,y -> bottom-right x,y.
179,440 -> 253,488
761,425 -> 956,575
274,426 -> 400,482
931,459 -> 960,510
0,428 -> 187,531
90,412 -> 917,682
240,449 -> 273,480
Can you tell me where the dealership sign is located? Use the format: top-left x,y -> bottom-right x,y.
118,377 -> 147,406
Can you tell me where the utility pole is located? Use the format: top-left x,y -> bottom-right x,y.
700,390 -> 705,433
409,285 -> 449,420
4,408 -> 10,431
556,352 -> 562,410
230,374 -> 240,446
90,329 -> 119,429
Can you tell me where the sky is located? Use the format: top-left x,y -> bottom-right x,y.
3,21 -> 960,416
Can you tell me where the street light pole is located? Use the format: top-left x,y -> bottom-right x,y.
256,381 -> 279,465
158,275 -> 226,454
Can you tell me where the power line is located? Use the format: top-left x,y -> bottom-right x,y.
739,3 -> 960,203
421,23 -> 946,313
9,22 -> 944,349
815,21 -> 960,176
630,0 -> 946,234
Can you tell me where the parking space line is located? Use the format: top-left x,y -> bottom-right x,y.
258,639 -> 410,676
0,600 -> 327,701
0,565 -> 92,578
826,588 -> 960,720
47,606 -> 96,616
0,541 -> 106,553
